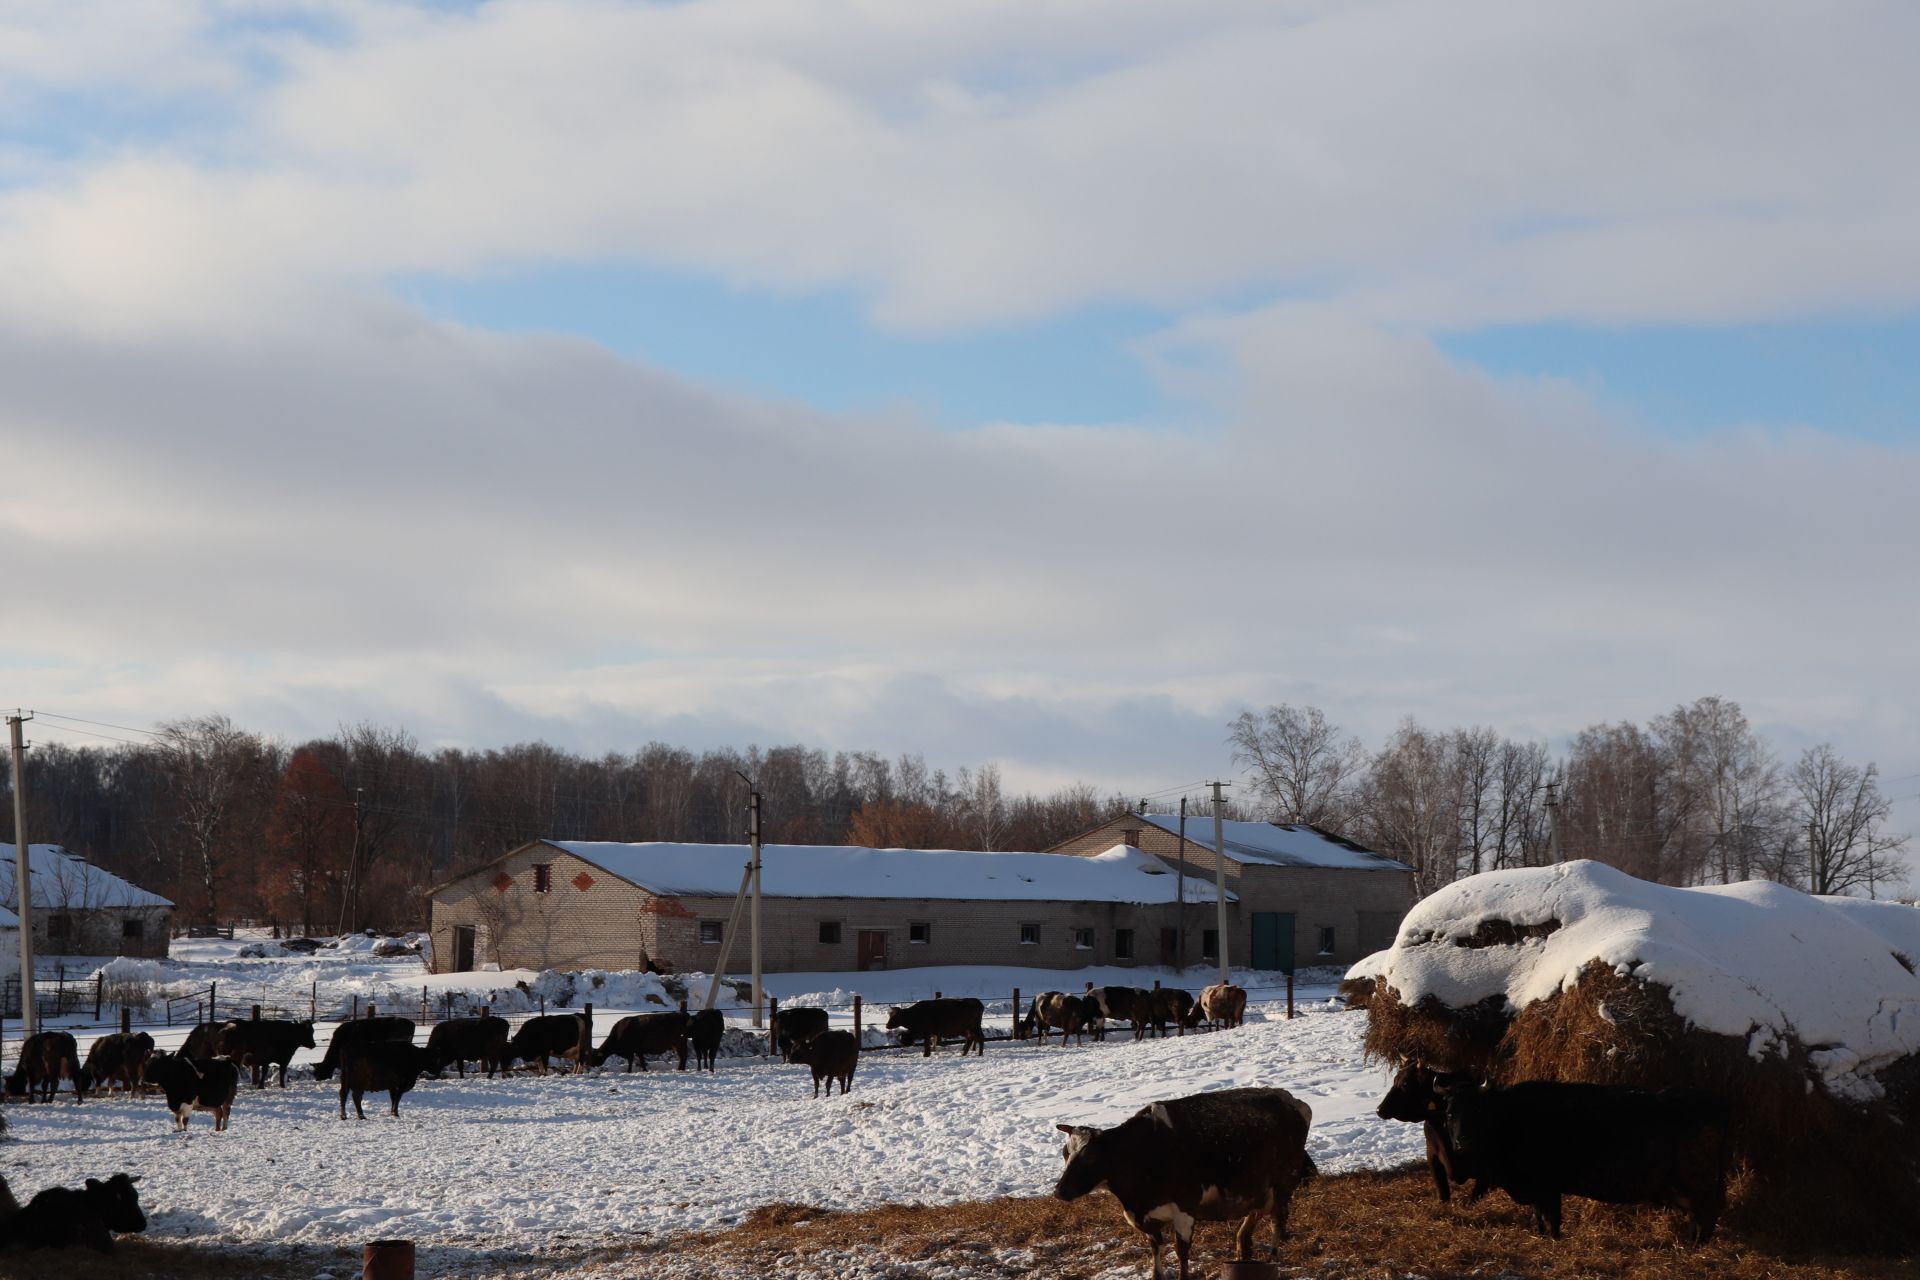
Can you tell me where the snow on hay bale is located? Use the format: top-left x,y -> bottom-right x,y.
1350,859 -> 1920,1248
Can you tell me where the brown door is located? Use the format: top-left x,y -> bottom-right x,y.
452,925 -> 476,972
857,930 -> 887,971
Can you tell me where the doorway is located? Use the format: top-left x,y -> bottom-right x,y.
857,929 -> 888,971
1251,911 -> 1295,972
452,925 -> 476,972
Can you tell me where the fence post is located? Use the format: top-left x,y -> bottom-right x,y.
767,996 -> 778,1060
1012,987 -> 1021,1040
1287,972 -> 1294,1021
678,997 -> 688,1018
95,973 -> 103,1021
579,1002 -> 593,1073
251,1004 -> 261,1021
311,980 -> 317,1022
120,1007 -> 131,1035
480,1004 -> 490,1020
196,1000 -> 203,1025
539,995 -> 546,1016
934,991 -> 941,999
351,995 -> 359,1021
366,1004 -> 376,1020
853,995 -> 862,1041
422,986 -> 428,1025
209,981 -> 217,1022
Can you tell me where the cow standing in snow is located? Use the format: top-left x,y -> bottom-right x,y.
1054,1086 -> 1314,1280
1188,983 -> 1247,1031
1023,992 -> 1092,1046
886,998 -> 985,1057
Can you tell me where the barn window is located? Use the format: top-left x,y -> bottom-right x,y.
1073,928 -> 1094,950
123,918 -> 144,939
1122,828 -> 1141,848
818,921 -> 841,944
1114,928 -> 1134,959
1318,926 -> 1336,956
47,914 -> 70,939
1019,923 -> 1040,945
1201,929 -> 1219,961
908,921 -> 931,945
533,863 -> 554,894
699,920 -> 724,944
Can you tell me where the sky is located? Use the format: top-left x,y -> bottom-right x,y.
1,1 -> 1917,864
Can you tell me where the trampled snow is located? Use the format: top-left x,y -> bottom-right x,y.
1358,859 -> 1920,1099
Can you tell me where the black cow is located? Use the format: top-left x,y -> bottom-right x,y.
219,1019 -> 316,1088
1023,991 -> 1092,1046
82,1032 -> 155,1097
4,1032 -> 89,1103
313,1016 -> 416,1081
1435,1077 -> 1731,1241
1375,1065 -> 1482,1204
144,1052 -> 239,1131
425,1015 -> 511,1078
775,1007 -> 830,1061
1056,1087 -> 1315,1280
689,1009 -> 724,1073
507,1013 -> 591,1075
180,1021 -> 233,1061
339,1042 -> 435,1119
1086,986 -> 1151,1041
1146,988 -> 1194,1038
592,1013 -> 689,1072
791,1029 -> 858,1098
886,997 -> 985,1058
0,1173 -> 146,1252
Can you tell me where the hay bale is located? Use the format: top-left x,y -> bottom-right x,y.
1354,860 -> 1920,1250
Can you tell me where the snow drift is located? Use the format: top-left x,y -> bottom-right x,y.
1351,860 -> 1920,1248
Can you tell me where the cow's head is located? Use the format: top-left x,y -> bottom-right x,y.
884,1007 -> 908,1030
71,1067 -> 92,1101
296,1021 -> 317,1050
1377,1064 -> 1442,1121
86,1174 -> 147,1235
1052,1124 -> 1105,1200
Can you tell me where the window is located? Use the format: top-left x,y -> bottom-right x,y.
1318,926 -> 1336,956
1114,928 -> 1134,960
533,863 -> 554,894
818,921 -> 842,945
1201,928 -> 1219,961
1122,827 -> 1141,848
699,920 -> 724,944
909,922 -> 931,945
1073,928 -> 1094,950
1019,923 -> 1040,946
47,914 -> 70,939
123,918 -> 144,940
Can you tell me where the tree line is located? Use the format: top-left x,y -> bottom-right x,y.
5,718 -> 1123,932
1225,697 -> 1911,899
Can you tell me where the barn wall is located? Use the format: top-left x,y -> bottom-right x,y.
37,906 -> 171,959
429,844 -> 662,974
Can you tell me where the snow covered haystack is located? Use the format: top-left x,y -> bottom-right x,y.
1349,860 -> 1920,1248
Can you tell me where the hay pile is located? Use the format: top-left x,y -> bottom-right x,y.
1350,860 -> 1920,1250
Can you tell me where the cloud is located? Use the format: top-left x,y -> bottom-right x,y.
4,1 -> 1920,335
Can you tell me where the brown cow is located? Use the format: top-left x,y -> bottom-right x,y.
4,1032 -> 89,1103
790,1029 -> 858,1098
82,1032 -> 154,1097
1188,983 -> 1247,1031
1023,991 -> 1093,1046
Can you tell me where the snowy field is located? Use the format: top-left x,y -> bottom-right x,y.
0,938 -> 1421,1269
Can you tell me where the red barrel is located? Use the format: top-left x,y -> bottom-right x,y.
363,1238 -> 415,1280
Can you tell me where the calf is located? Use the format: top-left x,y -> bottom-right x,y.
0,1173 -> 146,1252
339,1042 -> 435,1119
1055,1086 -> 1314,1280
1087,986 -> 1151,1041
688,1008 -> 724,1072
508,1013 -> 591,1075
313,1016 -> 416,1081
1146,988 -> 1194,1038
144,1052 -> 239,1131
1024,991 -> 1091,1046
592,1012 -> 689,1072
1189,983 -> 1247,1031
887,997 -> 985,1058
82,1032 -> 155,1097
1436,1077 -> 1730,1241
1375,1065 -> 1481,1203
4,1032 -> 89,1103
425,1015 -> 511,1078
775,1007 -> 830,1061
791,1029 -> 857,1098
219,1019 -> 316,1088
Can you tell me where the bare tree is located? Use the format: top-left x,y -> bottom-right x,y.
1357,719 -> 1463,895
1229,704 -> 1367,828
1652,697 -> 1786,884
1791,745 -> 1909,897
152,715 -> 273,922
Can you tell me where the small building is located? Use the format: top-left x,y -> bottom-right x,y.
1048,815 -> 1414,971
0,905 -> 20,987
0,843 -> 173,959
428,839 -> 1228,976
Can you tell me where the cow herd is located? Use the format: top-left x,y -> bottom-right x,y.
1023,981 -> 1247,1045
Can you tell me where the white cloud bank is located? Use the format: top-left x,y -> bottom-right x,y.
0,1 -> 1915,810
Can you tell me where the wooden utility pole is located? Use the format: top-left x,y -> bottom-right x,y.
336,787 -> 363,935
1210,781 -> 1230,986
8,713 -> 36,1035
747,782 -> 763,1030
1545,781 -> 1564,864
1175,796 -> 1188,973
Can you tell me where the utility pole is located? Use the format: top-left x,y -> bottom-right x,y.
9,713 -> 36,1035
1545,781 -> 1563,864
336,786 -> 363,936
1175,796 -> 1188,973
1210,781 -> 1230,986
743,776 -> 764,1030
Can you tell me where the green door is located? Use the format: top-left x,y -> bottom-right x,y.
1251,911 -> 1295,972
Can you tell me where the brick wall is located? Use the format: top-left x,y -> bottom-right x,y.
39,906 -> 171,959
430,844 -> 663,974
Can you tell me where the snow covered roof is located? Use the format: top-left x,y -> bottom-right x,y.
1358,859 -> 1920,1101
541,841 -> 1234,904
1139,815 -> 1412,872
0,905 -> 17,929
0,843 -> 173,912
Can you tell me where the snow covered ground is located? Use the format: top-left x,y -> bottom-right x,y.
0,938 -> 1420,1269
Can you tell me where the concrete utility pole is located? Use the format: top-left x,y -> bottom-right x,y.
746,782 -> 763,1030
1210,780 -> 1230,986
9,713 -> 36,1035
1545,781 -> 1564,864
336,786 -> 364,935
1175,796 -> 1188,973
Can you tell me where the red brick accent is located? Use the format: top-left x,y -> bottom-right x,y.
492,872 -> 513,893
572,871 -> 595,892
640,896 -> 695,919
